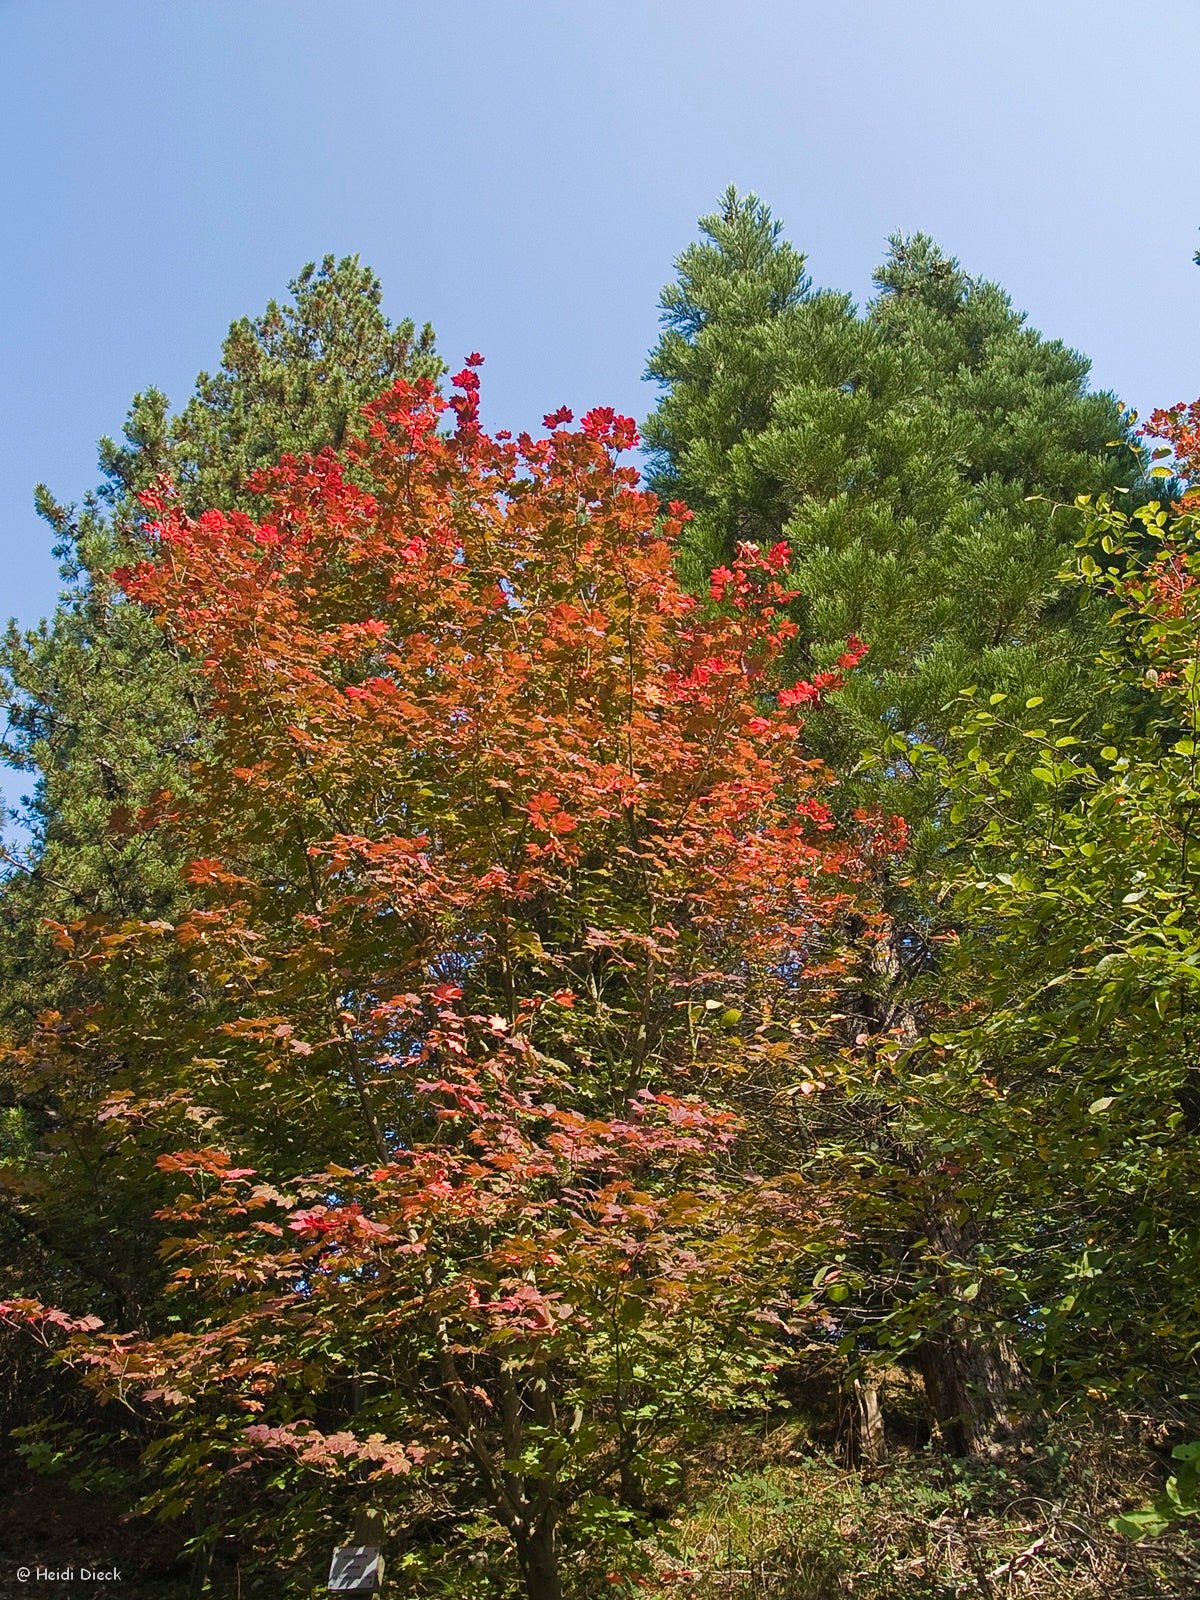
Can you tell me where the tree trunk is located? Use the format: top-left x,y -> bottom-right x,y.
915,1324 -> 1027,1456
187,1498 -> 214,1600
850,913 -> 1031,1456
851,1378 -> 888,1465
914,1209 -> 1029,1455
515,1522 -> 563,1600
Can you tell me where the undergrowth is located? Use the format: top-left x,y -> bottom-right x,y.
647,1411 -> 1200,1599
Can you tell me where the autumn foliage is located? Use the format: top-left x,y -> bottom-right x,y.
1,367 -> 883,1595
1146,398 -> 1200,497
6,202 -> 1200,1597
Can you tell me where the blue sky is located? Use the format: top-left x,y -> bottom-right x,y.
3,0 -> 1199,635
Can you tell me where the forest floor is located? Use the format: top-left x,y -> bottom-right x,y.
655,1372 -> 1199,1599
0,1382 -> 1197,1598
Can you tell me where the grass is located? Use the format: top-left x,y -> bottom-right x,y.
646,1407 -> 1200,1599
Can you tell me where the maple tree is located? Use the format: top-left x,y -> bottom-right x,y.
1146,399 -> 1200,492
0,261 -> 442,1505
1,366 -> 887,1596
0,256 -> 440,1033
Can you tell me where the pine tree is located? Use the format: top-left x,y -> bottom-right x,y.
644,190 -> 1148,1453
646,192 -> 1144,792
0,257 -> 440,1032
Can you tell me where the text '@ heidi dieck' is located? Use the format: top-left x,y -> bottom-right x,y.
15,1567 -> 122,1583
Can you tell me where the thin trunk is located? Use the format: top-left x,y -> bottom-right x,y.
619,1460 -> 649,1511
187,1497 -> 214,1600
515,1522 -> 563,1600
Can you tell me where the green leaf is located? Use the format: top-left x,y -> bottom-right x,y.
1111,1508 -> 1171,1539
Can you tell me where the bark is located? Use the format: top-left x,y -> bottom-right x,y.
914,1209 -> 1030,1456
851,1378 -> 888,1466
850,911 -> 1032,1455
915,1325 -> 1027,1456
515,1522 -> 563,1600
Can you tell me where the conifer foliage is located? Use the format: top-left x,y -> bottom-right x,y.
0,257 -> 441,1031
645,189 -> 1142,778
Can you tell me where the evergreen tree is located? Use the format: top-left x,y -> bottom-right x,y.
644,190 -> 1149,1453
0,257 -> 440,1031
646,189 -> 1144,797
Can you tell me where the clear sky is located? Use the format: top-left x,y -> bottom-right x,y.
3,0 -> 1199,635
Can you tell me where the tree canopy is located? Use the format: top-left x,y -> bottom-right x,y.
1,208 -> 1197,1600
